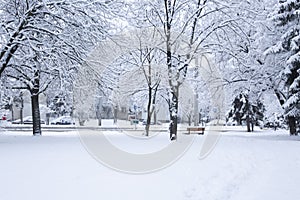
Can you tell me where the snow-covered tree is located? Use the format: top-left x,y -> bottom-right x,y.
45,71 -> 75,116
206,0 -> 282,133
266,0 -> 300,135
0,0 -> 118,135
130,0 -> 254,140
227,92 -> 265,132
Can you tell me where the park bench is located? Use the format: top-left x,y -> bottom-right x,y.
187,127 -> 205,135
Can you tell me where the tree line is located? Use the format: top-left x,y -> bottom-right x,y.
1,0 -> 299,138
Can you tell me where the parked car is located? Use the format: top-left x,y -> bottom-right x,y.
50,116 -> 75,125
12,116 -> 45,124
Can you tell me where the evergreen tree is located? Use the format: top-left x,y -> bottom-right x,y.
270,0 -> 300,135
228,94 -> 245,126
227,92 -> 265,132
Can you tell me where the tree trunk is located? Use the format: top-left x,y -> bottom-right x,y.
165,0 -> 177,140
194,93 -> 199,126
169,88 -> 179,140
46,113 -> 50,125
20,107 -> 23,124
145,86 -> 152,136
151,84 -> 159,125
96,105 -> 102,126
11,104 -> 14,121
31,94 -> 41,135
246,114 -> 251,132
245,96 -> 251,132
113,106 -> 118,124
20,92 -> 24,124
31,70 -> 41,136
169,114 -> 178,140
288,116 -> 297,136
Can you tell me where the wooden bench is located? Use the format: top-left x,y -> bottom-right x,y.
187,127 -> 205,135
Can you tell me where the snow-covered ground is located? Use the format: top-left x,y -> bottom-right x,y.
0,127 -> 300,200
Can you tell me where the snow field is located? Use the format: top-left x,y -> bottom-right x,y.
0,129 -> 300,200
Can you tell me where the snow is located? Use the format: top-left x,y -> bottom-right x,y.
1,127 -> 300,200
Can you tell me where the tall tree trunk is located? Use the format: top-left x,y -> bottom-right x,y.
20,92 -> 23,124
288,116 -> 297,136
145,82 -> 159,136
31,70 -> 41,136
145,86 -> 152,136
31,94 -> 41,135
165,0 -> 178,140
151,84 -> 159,124
169,88 -> 179,140
245,97 -> 251,132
